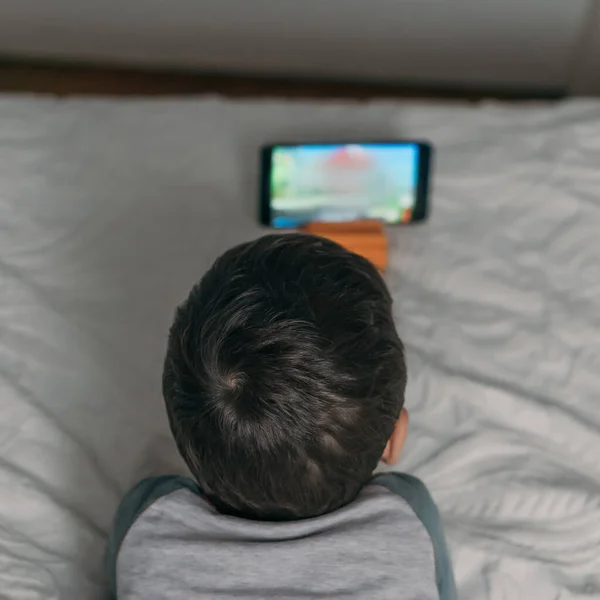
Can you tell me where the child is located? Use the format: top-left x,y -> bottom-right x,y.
106,234 -> 456,599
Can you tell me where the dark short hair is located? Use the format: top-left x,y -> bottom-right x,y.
163,234 -> 406,520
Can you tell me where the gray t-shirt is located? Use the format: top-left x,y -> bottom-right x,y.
106,473 -> 456,600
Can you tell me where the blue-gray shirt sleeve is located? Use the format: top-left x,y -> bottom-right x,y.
372,472 -> 457,600
105,475 -> 200,599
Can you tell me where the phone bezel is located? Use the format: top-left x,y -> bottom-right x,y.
259,141 -> 432,227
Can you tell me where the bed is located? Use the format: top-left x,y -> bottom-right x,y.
1,96 -> 600,599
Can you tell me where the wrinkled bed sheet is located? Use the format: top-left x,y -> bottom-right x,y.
1,97 -> 600,599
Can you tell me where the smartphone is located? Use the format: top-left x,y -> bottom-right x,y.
260,141 -> 432,228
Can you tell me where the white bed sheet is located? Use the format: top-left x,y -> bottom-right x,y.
1,96 -> 600,600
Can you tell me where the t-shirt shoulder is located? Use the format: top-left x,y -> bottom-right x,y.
371,472 -> 457,600
105,475 -> 200,599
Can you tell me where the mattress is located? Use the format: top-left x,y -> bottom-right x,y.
1,96 -> 600,599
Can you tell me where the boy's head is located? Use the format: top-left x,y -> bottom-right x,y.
163,234 -> 408,520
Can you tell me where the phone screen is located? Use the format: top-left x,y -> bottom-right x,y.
261,142 -> 430,228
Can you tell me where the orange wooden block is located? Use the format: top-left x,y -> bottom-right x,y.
302,220 -> 388,272
304,219 -> 384,235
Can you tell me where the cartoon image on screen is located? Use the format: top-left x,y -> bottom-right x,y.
270,143 -> 419,228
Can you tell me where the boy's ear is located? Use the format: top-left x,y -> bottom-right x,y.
381,408 -> 408,465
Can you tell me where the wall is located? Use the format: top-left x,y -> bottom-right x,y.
0,0 -> 594,93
